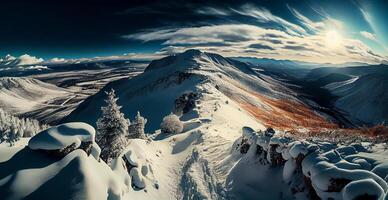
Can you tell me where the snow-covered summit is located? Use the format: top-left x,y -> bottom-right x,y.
0,54 -> 43,68
63,49 -> 301,132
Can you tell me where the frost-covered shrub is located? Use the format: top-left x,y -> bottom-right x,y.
96,89 -> 129,164
160,113 -> 183,134
0,108 -> 47,146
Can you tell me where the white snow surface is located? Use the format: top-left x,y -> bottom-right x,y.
64,49 -> 296,132
28,122 -> 95,150
1,50 -> 388,200
325,73 -> 388,125
0,77 -> 76,116
0,73 -> 265,199
0,54 -> 43,68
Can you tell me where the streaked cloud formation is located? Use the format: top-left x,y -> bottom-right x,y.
360,31 -> 377,42
125,3 -> 387,64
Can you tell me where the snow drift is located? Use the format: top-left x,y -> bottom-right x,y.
231,126 -> 388,200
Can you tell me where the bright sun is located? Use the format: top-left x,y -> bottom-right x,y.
325,30 -> 343,49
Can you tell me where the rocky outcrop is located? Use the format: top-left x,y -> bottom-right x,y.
174,92 -> 198,116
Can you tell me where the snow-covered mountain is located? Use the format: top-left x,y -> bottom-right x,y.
325,73 -> 388,125
0,54 -> 44,68
0,77 -> 87,124
300,64 -> 388,126
1,50 -> 388,200
63,49 -> 334,132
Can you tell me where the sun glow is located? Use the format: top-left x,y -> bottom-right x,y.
325,30 -> 343,49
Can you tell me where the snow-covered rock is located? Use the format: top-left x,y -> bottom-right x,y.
28,122 -> 95,156
121,140 -> 158,191
0,148 -> 128,200
342,179 -> 385,200
233,126 -> 388,200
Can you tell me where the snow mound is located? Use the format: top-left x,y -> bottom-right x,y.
342,179 -> 385,200
121,140 -> 158,190
28,122 -> 95,151
0,148 -> 129,200
232,126 -> 388,200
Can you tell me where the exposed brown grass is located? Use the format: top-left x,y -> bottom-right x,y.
224,82 -> 338,131
360,124 -> 388,136
221,78 -> 388,141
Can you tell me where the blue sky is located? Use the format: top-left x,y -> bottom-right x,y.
1,0 -> 387,64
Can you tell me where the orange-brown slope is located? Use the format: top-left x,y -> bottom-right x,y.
220,79 -> 338,131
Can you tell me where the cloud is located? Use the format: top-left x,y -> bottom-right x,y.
359,8 -> 375,32
17,54 -> 44,65
288,6 -> 325,33
231,4 -> 307,36
196,7 -> 230,16
123,3 -> 387,65
283,45 -> 312,51
360,31 -> 378,42
248,44 -> 274,50
0,54 -> 44,67
125,23 -> 387,64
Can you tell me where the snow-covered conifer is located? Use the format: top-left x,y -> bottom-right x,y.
96,89 -> 129,164
128,111 -> 147,139
0,108 -> 47,145
160,113 -> 183,134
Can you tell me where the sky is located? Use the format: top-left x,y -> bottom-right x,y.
1,0 -> 388,64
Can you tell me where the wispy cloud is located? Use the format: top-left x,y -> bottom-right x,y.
359,8 -> 375,32
196,7 -> 230,16
123,4 -> 387,64
287,6 -> 324,33
231,4 -> 307,36
360,31 -> 378,42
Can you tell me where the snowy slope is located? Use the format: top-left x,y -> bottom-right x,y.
0,77 -> 86,124
0,82 -> 265,200
325,73 -> 388,125
64,49 -> 330,132
1,51 -> 388,199
2,98 -> 388,200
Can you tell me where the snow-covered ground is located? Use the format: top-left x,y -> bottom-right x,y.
1,50 -> 387,200
230,127 -> 388,199
2,85 -> 388,199
0,82 -> 265,199
325,73 -> 388,125
0,77 -> 87,124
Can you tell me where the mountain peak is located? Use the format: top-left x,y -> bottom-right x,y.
144,49 -> 206,72
180,49 -> 203,57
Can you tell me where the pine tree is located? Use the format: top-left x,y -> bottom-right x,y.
0,108 -> 47,145
96,89 -> 129,164
129,111 -> 147,139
